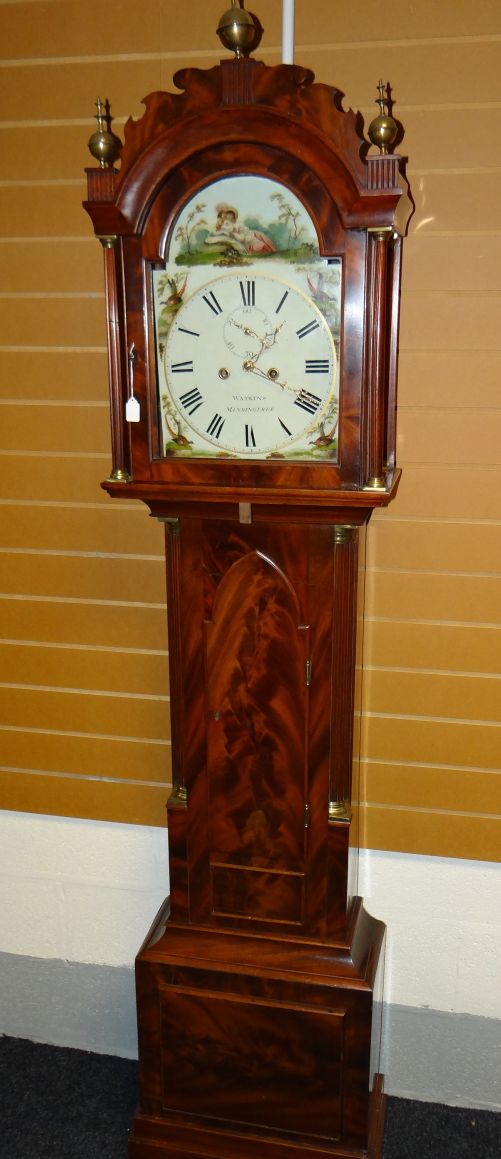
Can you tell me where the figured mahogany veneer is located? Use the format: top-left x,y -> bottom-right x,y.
84,47 -> 410,1159
163,518 -> 362,939
128,897 -> 386,1159
128,513 -> 386,1159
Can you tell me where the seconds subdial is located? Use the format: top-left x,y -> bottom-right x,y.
224,305 -> 280,363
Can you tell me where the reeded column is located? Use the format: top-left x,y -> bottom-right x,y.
99,235 -> 130,482
163,517 -> 189,922
329,524 -> 359,816
365,227 -> 391,489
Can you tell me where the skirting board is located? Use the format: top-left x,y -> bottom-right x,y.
0,951 -> 138,1060
0,951 -> 499,1112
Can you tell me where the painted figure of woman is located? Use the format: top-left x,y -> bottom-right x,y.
206,202 -> 276,255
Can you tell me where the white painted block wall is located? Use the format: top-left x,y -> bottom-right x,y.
359,848 -> 501,1021
1,810 -> 500,1023
0,811 -> 168,967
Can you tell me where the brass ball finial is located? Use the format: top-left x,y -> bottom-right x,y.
368,80 -> 398,154
217,1 -> 256,58
88,98 -> 122,168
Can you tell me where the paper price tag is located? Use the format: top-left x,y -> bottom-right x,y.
126,341 -> 140,422
126,396 -> 141,422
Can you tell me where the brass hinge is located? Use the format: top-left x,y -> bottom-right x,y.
305,659 -> 312,686
304,803 -> 310,829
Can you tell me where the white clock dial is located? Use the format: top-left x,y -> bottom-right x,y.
161,272 -> 336,458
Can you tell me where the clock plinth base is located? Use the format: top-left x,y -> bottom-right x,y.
129,1082 -> 386,1159
128,898 -> 386,1159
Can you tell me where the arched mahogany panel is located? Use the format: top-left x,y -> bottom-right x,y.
205,550 -> 309,924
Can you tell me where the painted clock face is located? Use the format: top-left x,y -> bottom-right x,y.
152,174 -> 342,461
162,271 -> 336,457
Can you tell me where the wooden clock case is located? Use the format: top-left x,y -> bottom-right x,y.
84,49 -> 410,1159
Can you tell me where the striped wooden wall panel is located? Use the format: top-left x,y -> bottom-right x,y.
1,598 -> 166,649
0,242 -> 101,295
1,0 -> 499,856
0,552 -> 166,602
0,770 -> 169,826
0,454 -> 112,502
0,729 -> 170,782
0,642 -> 169,695
393,466 -> 501,521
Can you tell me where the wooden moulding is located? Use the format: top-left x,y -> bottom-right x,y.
102,473 -> 402,518
128,896 -> 386,1159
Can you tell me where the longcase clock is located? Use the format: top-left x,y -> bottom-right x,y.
84,6 -> 411,1157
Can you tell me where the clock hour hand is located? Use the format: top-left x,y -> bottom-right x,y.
243,360 -> 304,397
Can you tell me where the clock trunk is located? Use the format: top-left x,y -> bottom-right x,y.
164,517 -> 362,939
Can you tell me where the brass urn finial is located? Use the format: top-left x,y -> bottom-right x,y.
87,97 -> 122,168
368,80 -> 398,154
217,1 -> 256,58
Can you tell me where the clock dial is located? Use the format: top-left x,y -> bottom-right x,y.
161,272 -> 337,458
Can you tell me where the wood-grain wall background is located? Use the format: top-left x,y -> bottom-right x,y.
1,0 -> 500,861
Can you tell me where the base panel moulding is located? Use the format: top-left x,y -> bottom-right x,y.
128,898 -> 386,1159
129,1078 -> 385,1159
